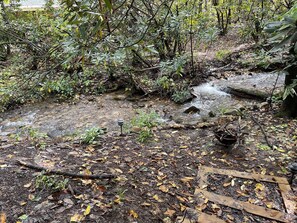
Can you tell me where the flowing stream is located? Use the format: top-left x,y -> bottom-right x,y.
0,72 -> 285,138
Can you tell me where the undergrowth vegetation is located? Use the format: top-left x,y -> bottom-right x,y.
131,111 -> 159,142
0,0 -> 296,114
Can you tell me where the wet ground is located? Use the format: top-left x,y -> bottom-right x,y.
0,72 -> 285,139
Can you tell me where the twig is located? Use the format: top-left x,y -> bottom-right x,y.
250,115 -> 274,149
269,71 -> 281,111
16,160 -> 115,180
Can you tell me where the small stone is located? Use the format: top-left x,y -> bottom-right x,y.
63,198 -> 74,206
163,217 -> 172,223
208,111 -> 216,117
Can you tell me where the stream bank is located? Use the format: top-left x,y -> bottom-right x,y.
0,72 -> 285,139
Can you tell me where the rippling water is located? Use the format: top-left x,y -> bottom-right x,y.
19,0 -> 46,7
17,0 -> 58,7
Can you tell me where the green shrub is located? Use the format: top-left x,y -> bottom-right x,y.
35,173 -> 68,191
131,111 -> 159,129
81,127 -> 105,144
131,111 -> 159,142
40,76 -> 75,98
215,49 -> 231,61
172,89 -> 192,104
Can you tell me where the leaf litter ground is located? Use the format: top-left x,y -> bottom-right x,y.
0,106 -> 296,222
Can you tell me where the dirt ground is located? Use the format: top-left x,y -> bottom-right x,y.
1,30 -> 296,222
0,103 -> 296,222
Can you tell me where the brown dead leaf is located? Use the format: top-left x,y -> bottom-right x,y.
129,210 -> 138,218
86,145 -> 95,152
180,177 -> 194,183
159,185 -> 169,193
28,194 -> 35,201
227,214 -> 234,221
19,201 -> 27,206
0,213 -> 6,223
164,209 -> 176,217
176,196 -> 186,202
223,182 -> 231,187
180,203 -> 187,211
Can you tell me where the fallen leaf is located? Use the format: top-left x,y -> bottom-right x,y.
176,196 -> 186,202
84,205 -> 91,216
23,182 -> 32,188
201,151 -> 207,156
231,179 -> 235,186
141,202 -> 151,206
211,204 -> 220,210
70,213 -> 84,222
86,145 -> 95,152
18,214 -> 28,220
129,210 -> 138,218
180,203 -> 187,211
114,197 -> 122,204
265,202 -> 273,208
159,185 -> 169,193
19,201 -> 27,206
227,214 -> 234,220
153,195 -> 163,202
84,169 -> 92,175
200,184 -> 208,189
0,213 -> 6,223
28,194 -> 35,201
164,209 -> 176,217
64,198 -> 74,206
180,177 -> 194,183
255,183 -> 264,191
180,145 -> 188,149
223,182 -> 231,187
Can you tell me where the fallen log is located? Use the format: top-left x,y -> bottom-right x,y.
226,85 -> 269,100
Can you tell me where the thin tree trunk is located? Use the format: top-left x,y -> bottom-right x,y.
0,0 -> 11,57
282,65 -> 297,118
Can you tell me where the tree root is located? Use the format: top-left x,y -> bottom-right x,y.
16,160 -> 115,180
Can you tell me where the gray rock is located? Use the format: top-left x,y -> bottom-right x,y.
184,106 -> 200,114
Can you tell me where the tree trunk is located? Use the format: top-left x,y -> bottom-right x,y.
282,65 -> 297,118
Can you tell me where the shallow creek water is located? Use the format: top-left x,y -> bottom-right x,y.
0,72 -> 285,138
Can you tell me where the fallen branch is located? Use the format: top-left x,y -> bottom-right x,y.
250,116 -> 274,149
16,160 -> 115,180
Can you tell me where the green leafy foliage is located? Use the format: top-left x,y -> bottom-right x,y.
40,76 -> 75,98
215,49 -> 231,61
171,89 -> 192,104
265,3 -> 297,101
35,173 -> 69,191
131,111 -> 159,142
264,2 -> 297,55
131,111 -> 159,129
81,127 -> 105,144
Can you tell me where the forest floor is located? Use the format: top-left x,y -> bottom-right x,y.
0,34 -> 297,223
1,105 -> 296,223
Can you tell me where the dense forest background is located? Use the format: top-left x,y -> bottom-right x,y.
0,0 -> 297,114
1,1 -> 297,222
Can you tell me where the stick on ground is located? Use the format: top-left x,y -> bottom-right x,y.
250,115 -> 274,149
16,160 -> 115,180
